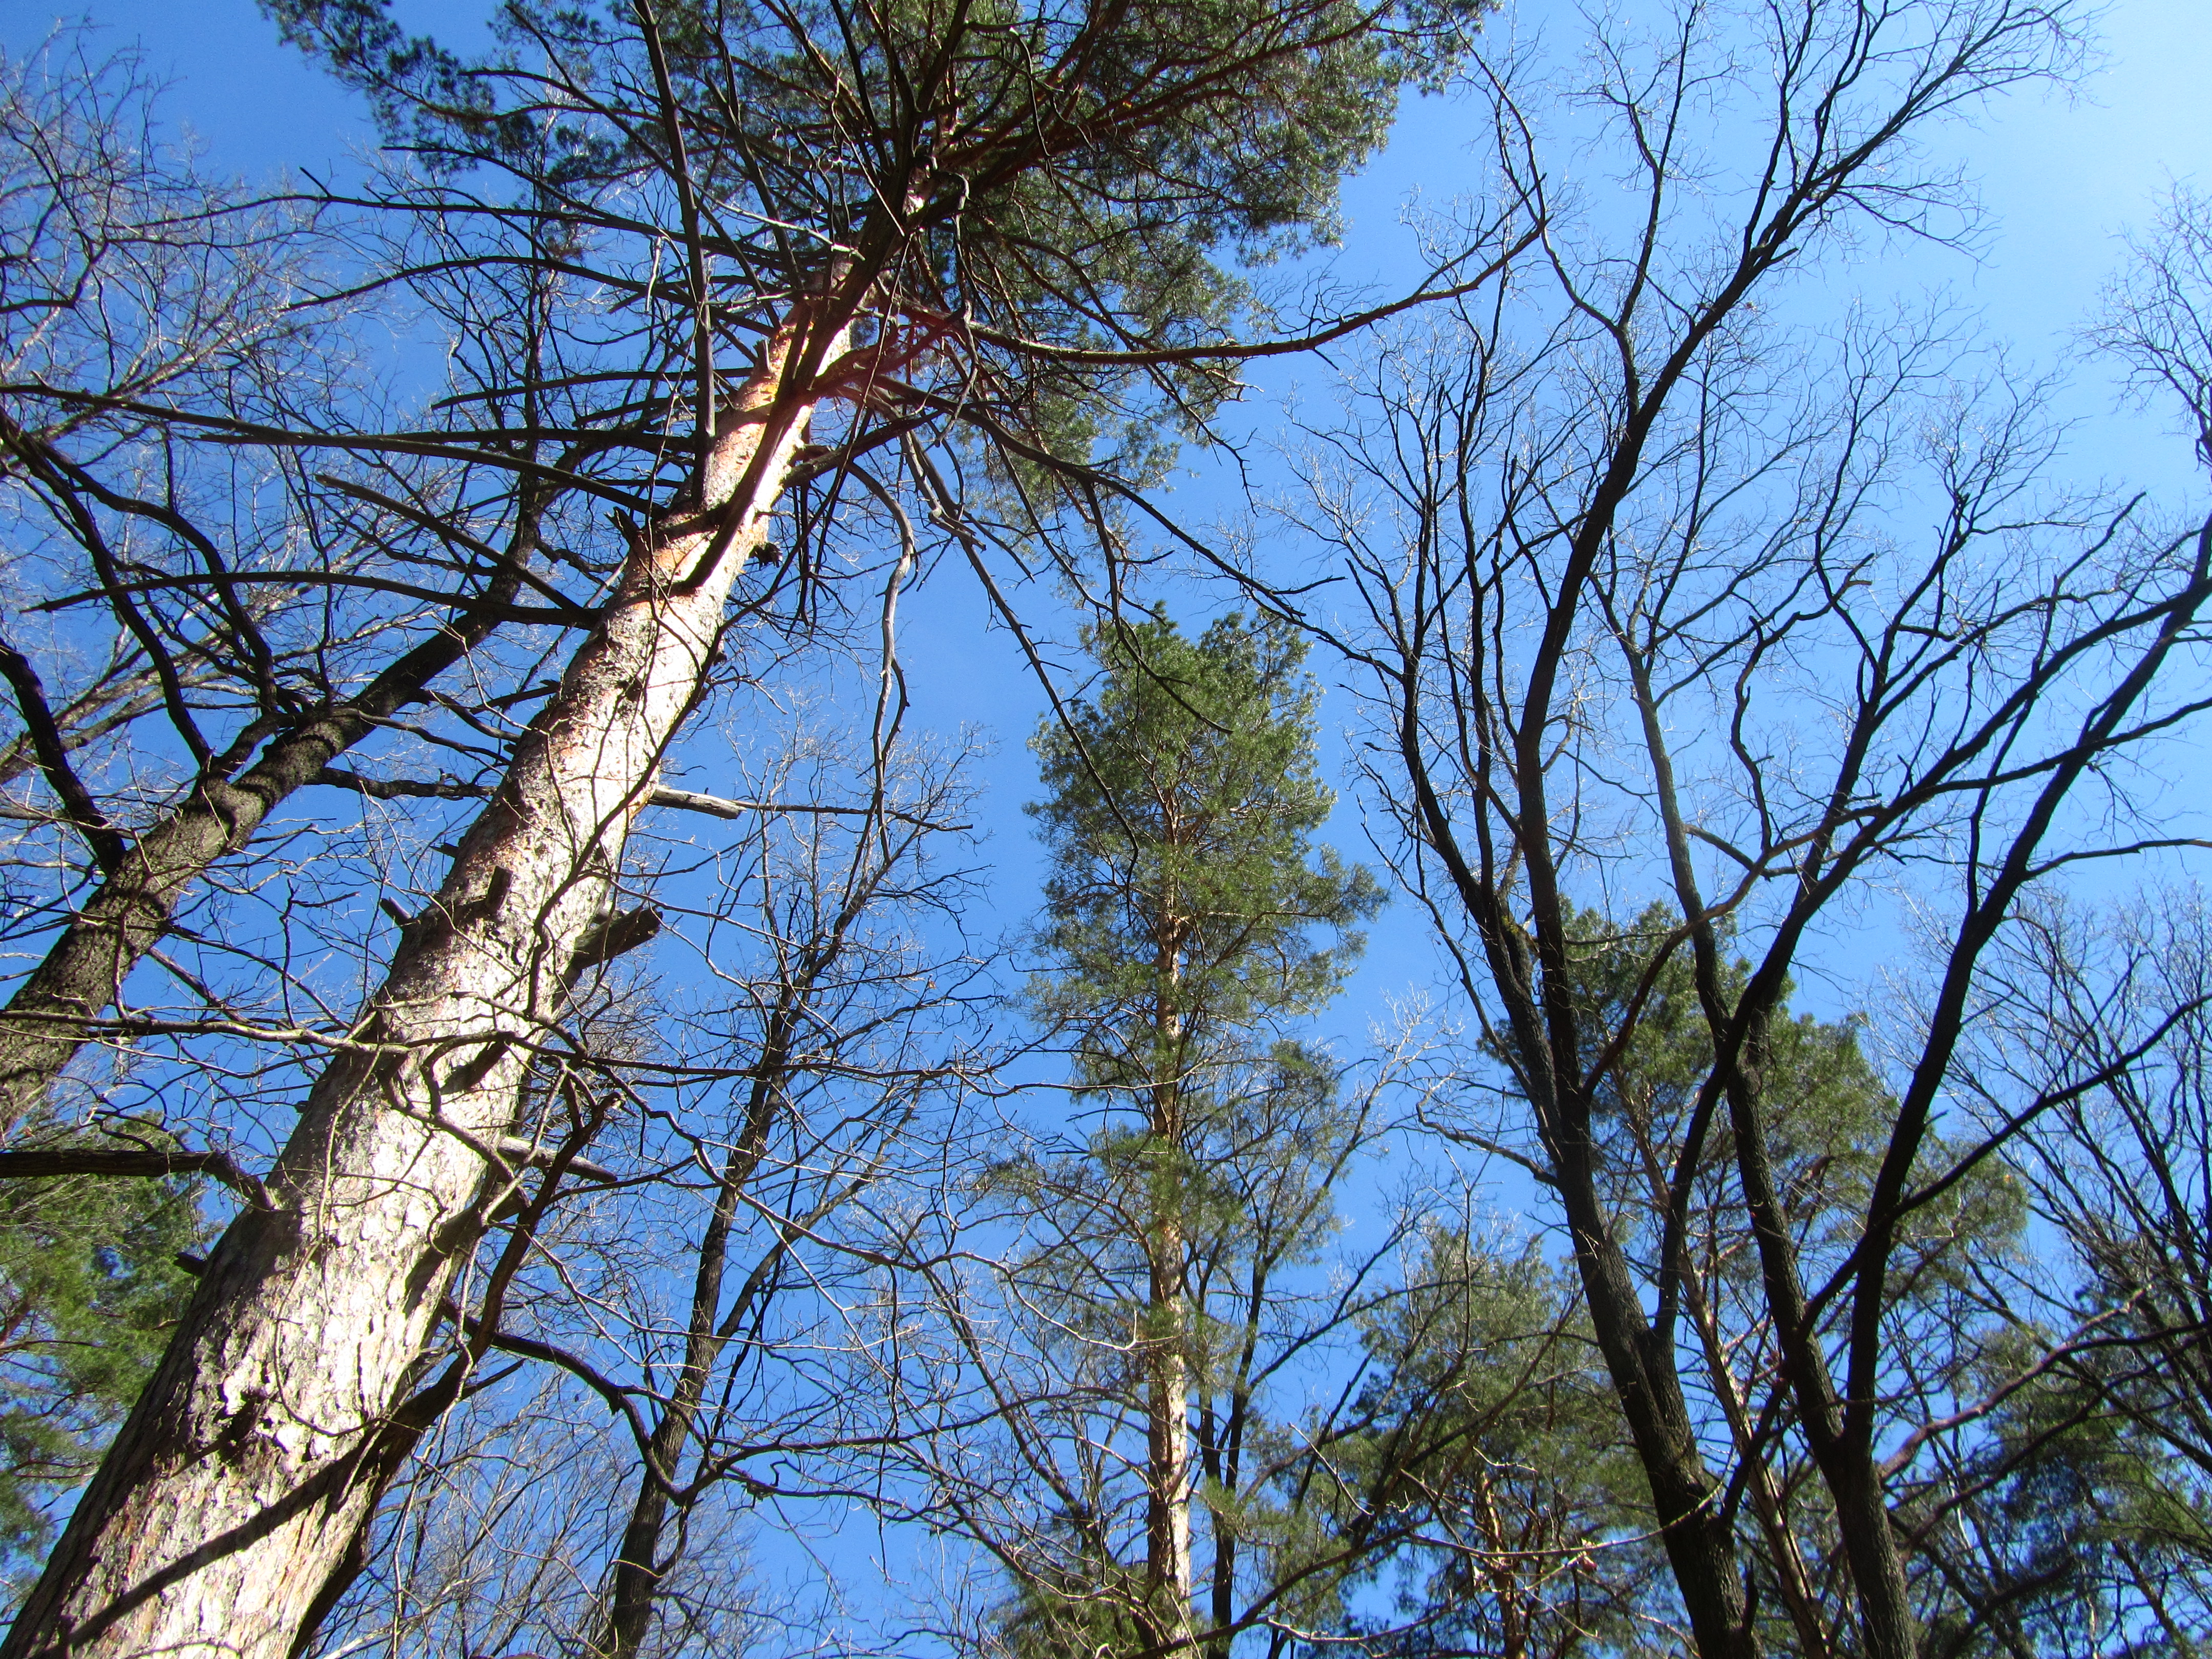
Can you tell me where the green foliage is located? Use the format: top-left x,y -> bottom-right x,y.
259,0 -> 1494,494
1534,904 -> 2025,1299
1452,904 -> 2081,1654
995,1535 -> 1152,1659
1887,1342 -> 2212,1659
0,1138 -> 205,1593
982,607 -> 1387,1654
1546,903 -> 2212,1656
1325,1234 -> 1659,1659
1028,608 -> 1383,1091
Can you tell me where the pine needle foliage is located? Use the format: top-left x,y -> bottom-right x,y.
0,1142 -> 204,1597
1027,608 -> 1383,1096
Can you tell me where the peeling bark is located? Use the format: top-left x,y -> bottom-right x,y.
1144,935 -> 1195,1651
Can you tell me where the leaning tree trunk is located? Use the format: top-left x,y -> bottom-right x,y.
1,314 -> 838,1659
0,505 -> 541,1139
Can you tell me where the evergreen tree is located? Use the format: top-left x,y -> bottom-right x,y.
1332,1235 -> 1657,1659
11,0 -> 1502,1639
0,1124 -> 204,1602
1393,905 -> 2195,1659
1009,608 -> 1382,1653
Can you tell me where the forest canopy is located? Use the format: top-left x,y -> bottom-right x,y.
0,2 -> 2208,1658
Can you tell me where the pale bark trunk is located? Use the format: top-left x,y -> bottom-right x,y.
1144,942 -> 1194,1652
1145,1230 -> 1193,1619
2,317 -> 832,1659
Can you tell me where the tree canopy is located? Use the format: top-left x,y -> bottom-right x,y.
5,3 -> 2212,1657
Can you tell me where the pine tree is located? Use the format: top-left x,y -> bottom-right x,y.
6,0 -> 1494,1641
0,1130 -> 204,1603
1017,608 -> 1381,1652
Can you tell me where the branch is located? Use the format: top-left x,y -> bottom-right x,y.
496,1135 -> 618,1186
949,226 -> 1542,368
0,1146 -> 271,1208
0,638 -> 129,873
315,768 -> 968,829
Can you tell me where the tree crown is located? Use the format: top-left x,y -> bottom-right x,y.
1027,608 -> 1381,1091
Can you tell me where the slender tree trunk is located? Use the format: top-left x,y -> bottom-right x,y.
1551,1147 -> 1757,1659
594,1240 -> 732,1659
1146,1216 -> 1194,1628
1400,707 -> 1756,1659
592,992 -> 798,1659
0,509 -> 541,1138
1626,639 -> 1903,1659
1,314 -> 835,1659
1145,951 -> 1194,1651
1686,1250 -> 1834,1659
1722,1050 -> 1918,1659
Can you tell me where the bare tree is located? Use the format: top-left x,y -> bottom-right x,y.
582,729 -> 988,1659
1955,889 -> 2212,1652
0,27 -> 597,1146
1239,4 -> 2212,1656
291,704 -> 992,1659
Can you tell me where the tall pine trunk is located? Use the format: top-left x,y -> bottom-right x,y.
1144,951 -> 1194,1650
1145,1216 -> 1194,1630
2,314 -> 837,1659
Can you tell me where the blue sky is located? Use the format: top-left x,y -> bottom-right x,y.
8,0 -> 2211,1108
8,0 -> 2208,1060
7,0 -> 2211,1638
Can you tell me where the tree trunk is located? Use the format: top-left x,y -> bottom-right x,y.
592,992 -> 799,1659
1723,1056 -> 1918,1659
1145,957 -> 1194,1651
0,509 -> 541,1139
1146,1219 -> 1194,1633
1,314 -> 835,1659
1553,1156 -> 1758,1659
1404,732 -> 1756,1659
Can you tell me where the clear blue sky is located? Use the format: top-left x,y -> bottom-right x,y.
7,0 -> 2208,1635
9,0 -> 2207,1011
7,0 -> 2210,1035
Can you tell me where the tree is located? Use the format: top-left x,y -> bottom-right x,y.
1246,3 -> 2209,1653
292,713 -> 990,1659
923,608 -> 1405,1657
0,27 -> 578,1144
1026,607 -> 1381,1635
1958,886 -> 2212,1653
1320,903 -> 2077,1659
1329,1232 -> 1657,1659
0,1159 -> 205,1602
3,0 -> 1503,1650
0,31 -> 601,1614
579,732 -> 986,1659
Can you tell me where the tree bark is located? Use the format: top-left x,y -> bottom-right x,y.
1721,1047 -> 1919,1659
1145,940 -> 1195,1652
1145,1218 -> 1194,1633
1551,1128 -> 1758,1659
1396,710 -> 1756,1659
1,312 -> 837,1659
